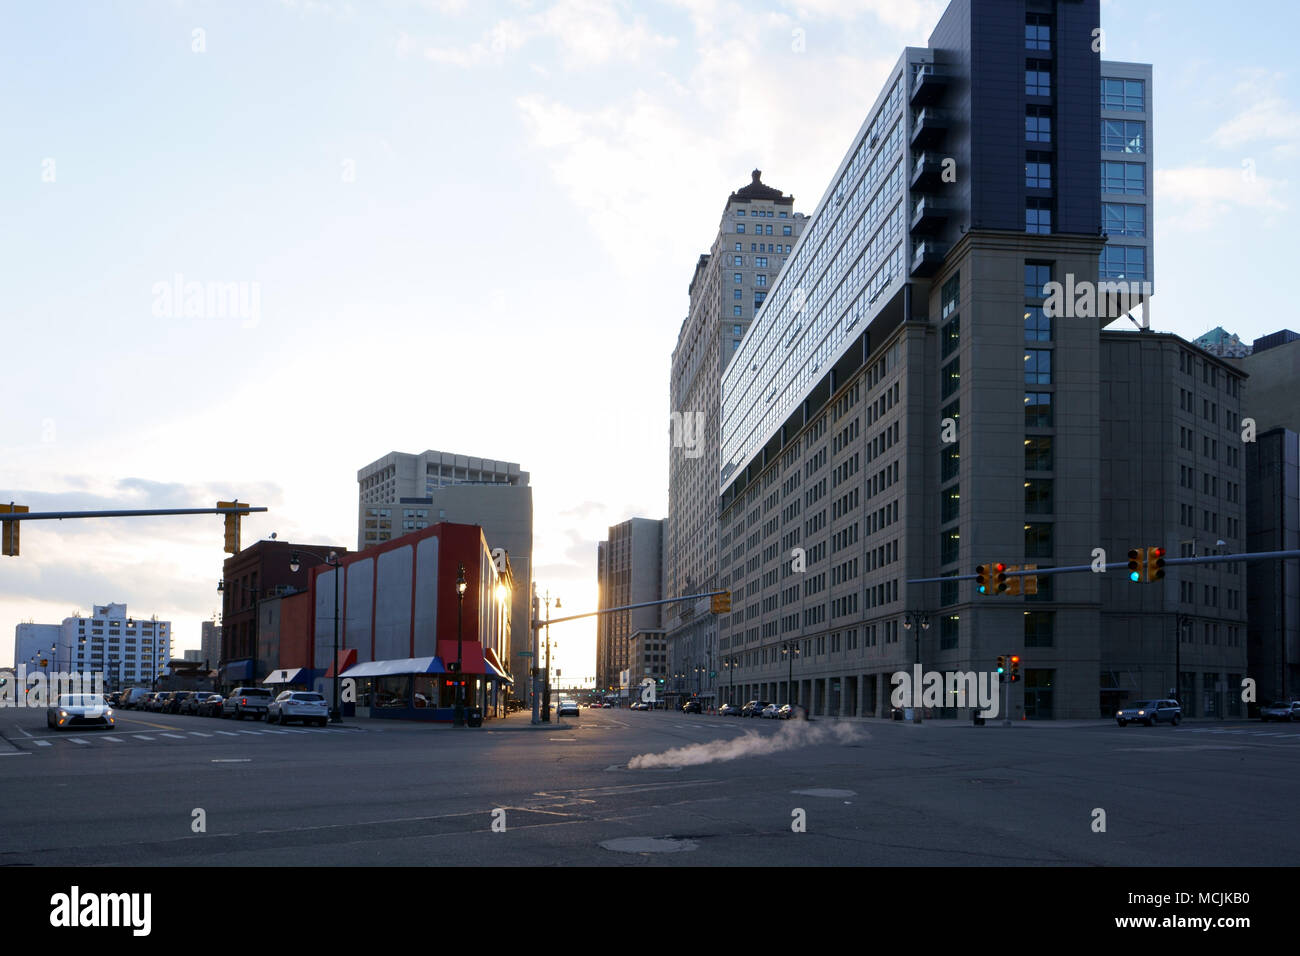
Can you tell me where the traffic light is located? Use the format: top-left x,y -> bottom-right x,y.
218,500 -> 242,555
976,564 -> 990,594
994,563 -> 1009,594
1148,546 -> 1166,582
996,655 -> 1006,682
710,592 -> 732,614
1005,564 -> 1022,596
1127,547 -> 1146,583
1,504 -> 27,557
1009,655 -> 1021,682
1023,564 -> 1038,595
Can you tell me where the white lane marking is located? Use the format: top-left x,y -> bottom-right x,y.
13,724 -> 33,738
237,730 -> 264,735
189,732 -> 213,737
100,736 -> 123,742
161,733 -> 186,739
211,758 -> 251,763
68,738 -> 90,745
133,735 -> 155,741
215,731 -> 239,737
261,729 -> 290,735
33,740 -> 52,747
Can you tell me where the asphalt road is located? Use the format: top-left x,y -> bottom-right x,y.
2,706 -> 1297,866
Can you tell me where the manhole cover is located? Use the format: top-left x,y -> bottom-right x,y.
792,788 -> 857,798
600,837 -> 699,854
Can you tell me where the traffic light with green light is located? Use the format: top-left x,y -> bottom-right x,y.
976,564 -> 990,594
997,656 -> 1006,682
1127,547 -> 1147,582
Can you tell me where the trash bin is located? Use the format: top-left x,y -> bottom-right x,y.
466,707 -> 483,728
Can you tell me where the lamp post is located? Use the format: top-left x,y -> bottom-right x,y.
455,562 -> 467,727
289,549 -> 343,722
539,591 -> 560,722
781,641 -> 800,709
902,610 -> 930,722
1176,614 -> 1192,705
723,655 -> 738,705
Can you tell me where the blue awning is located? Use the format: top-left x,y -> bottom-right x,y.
223,660 -> 253,681
339,657 -> 447,679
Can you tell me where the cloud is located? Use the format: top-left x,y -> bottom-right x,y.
1155,165 -> 1287,232
780,0 -> 946,34
400,0 -> 675,69
1208,71 -> 1300,150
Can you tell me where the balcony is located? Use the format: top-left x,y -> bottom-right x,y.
910,196 -> 948,234
910,152 -> 946,190
910,108 -> 949,148
911,239 -> 949,277
910,64 -> 951,106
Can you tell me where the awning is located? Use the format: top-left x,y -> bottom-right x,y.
222,660 -> 253,681
263,668 -> 308,685
484,647 -> 513,684
437,640 -> 487,674
340,657 -> 447,679
324,648 -> 357,678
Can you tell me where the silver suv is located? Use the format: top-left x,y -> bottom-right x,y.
1116,699 -> 1182,727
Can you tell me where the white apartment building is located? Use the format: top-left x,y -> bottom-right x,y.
14,603 -> 172,690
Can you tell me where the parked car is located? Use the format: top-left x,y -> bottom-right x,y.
179,692 -> 210,715
165,691 -> 196,714
761,703 -> 781,719
557,700 -> 580,717
221,686 -> 273,720
47,693 -> 114,731
681,698 -> 703,714
196,694 -> 225,717
267,690 -> 329,726
1116,699 -> 1181,727
147,692 -> 172,712
777,703 -> 807,720
1260,700 -> 1300,722
118,688 -> 152,710
718,702 -> 742,717
741,700 -> 770,718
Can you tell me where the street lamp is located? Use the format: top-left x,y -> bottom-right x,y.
902,610 -> 931,666
723,655 -> 739,705
455,562 -> 467,727
1176,614 -> 1192,704
781,641 -> 800,708
289,549 -> 343,722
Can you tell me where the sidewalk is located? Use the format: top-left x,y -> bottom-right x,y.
326,707 -> 574,733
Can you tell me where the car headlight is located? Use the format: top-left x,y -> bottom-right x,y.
58,710 -> 67,717
1116,711 -> 1122,716
1137,710 -> 1145,715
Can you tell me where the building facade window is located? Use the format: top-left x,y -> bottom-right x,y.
1102,119 -> 1145,153
1101,77 -> 1144,111
1102,203 -> 1146,237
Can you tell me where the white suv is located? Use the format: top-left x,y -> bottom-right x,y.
267,691 -> 329,726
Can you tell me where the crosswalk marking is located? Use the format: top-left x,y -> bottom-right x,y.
161,733 -> 186,739
34,740 -> 51,747
101,736 -> 123,742
189,732 -> 212,737
68,738 -> 90,745
133,735 -> 155,741
237,730 -> 264,736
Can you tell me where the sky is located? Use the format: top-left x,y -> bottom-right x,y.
2,0 -> 1297,680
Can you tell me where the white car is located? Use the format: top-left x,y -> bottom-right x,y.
47,693 -> 115,731
267,691 -> 330,726
557,700 -> 579,717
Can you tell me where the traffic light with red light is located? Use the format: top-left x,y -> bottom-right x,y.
1009,655 -> 1021,682
995,563 -> 1009,593
1148,546 -> 1166,582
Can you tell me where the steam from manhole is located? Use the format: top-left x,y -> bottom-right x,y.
600,837 -> 699,854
